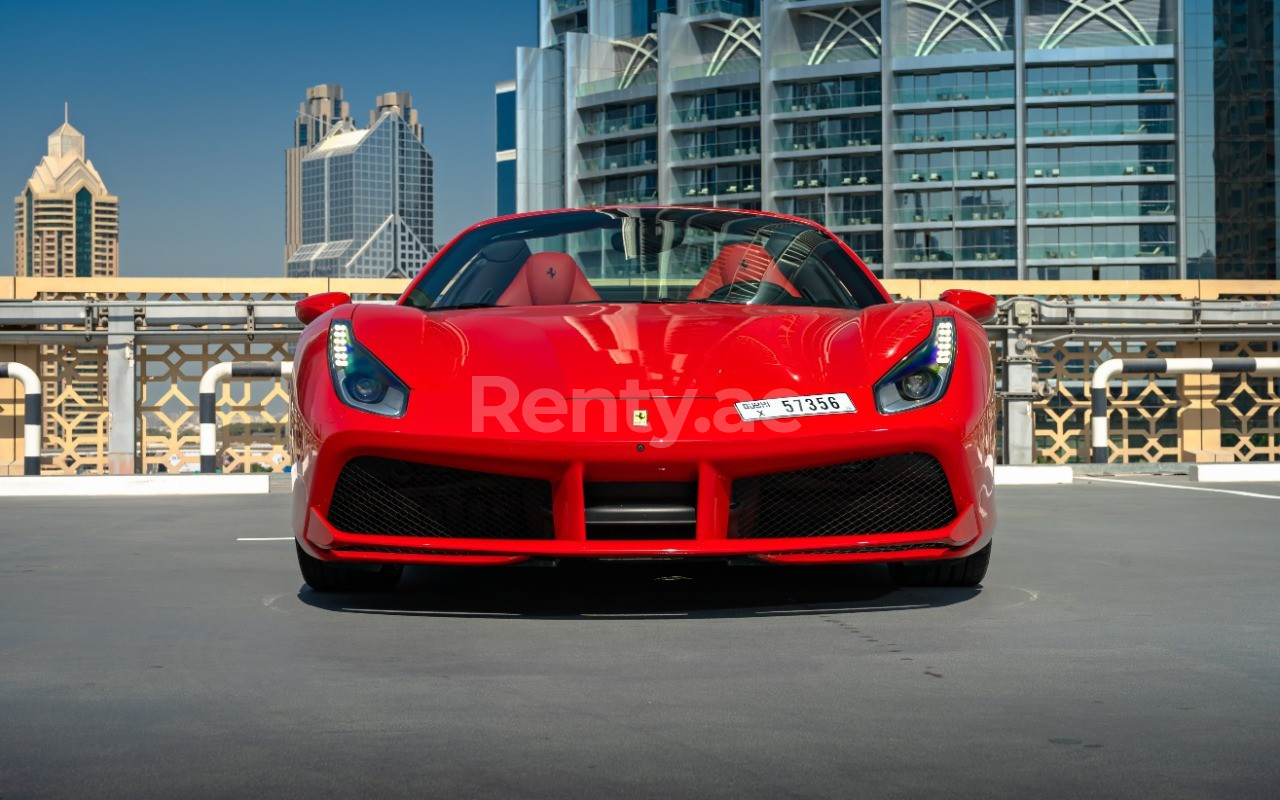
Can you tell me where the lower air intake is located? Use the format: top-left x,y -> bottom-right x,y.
730,453 -> 956,538
328,456 -> 553,539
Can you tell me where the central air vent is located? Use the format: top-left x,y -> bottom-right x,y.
730,453 -> 957,538
328,456 -> 553,539
584,481 -> 698,540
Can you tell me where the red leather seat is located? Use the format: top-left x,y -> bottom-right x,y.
497,252 -> 601,306
687,243 -> 802,301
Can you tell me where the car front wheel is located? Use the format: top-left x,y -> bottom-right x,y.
888,542 -> 991,588
296,542 -> 403,592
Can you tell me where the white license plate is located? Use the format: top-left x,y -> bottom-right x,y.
734,393 -> 856,421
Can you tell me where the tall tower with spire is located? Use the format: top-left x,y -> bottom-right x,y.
13,108 -> 120,277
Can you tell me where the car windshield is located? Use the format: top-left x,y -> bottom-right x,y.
404,208 -> 886,311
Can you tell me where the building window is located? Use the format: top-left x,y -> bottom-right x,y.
497,159 -> 517,216
74,188 -> 93,278
24,188 -> 33,276
496,90 -> 516,153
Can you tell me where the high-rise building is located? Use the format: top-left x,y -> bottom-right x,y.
286,93 -> 436,279
14,110 -> 119,277
496,80 -> 518,216
506,0 -> 1279,280
1182,0 -> 1277,279
285,84 -> 354,267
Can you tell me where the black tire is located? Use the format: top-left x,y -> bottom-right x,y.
888,542 -> 991,588
296,543 -> 403,592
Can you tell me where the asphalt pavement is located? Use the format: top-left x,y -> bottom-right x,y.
1,476 -> 1277,799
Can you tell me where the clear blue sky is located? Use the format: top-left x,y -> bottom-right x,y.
1,0 -> 534,277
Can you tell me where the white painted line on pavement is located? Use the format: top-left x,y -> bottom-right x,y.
237,537 -> 294,541
1080,475 -> 1280,500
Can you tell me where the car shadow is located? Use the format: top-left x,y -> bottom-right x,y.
295,560 -> 981,620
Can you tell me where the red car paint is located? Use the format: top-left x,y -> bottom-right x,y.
291,208 -> 996,566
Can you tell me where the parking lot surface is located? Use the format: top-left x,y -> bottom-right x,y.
1,476 -> 1278,798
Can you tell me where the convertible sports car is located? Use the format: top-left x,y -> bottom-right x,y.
290,207 -> 997,591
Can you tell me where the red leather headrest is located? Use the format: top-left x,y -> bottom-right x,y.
687,243 -> 801,301
497,252 -> 601,306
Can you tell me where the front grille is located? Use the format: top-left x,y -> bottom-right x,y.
730,453 -> 956,538
328,456 -> 553,539
584,481 -> 697,540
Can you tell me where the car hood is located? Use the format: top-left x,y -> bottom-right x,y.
353,301 -> 934,398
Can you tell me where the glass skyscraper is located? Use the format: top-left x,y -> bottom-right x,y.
285,84 -> 354,268
506,0 -> 1278,280
287,95 -> 436,279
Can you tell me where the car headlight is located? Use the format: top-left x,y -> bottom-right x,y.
328,320 -> 409,417
874,317 -> 956,414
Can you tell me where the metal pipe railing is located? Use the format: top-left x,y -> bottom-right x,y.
199,361 -> 294,474
1,362 -> 42,475
1090,357 -> 1280,463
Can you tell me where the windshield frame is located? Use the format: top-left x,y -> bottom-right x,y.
400,207 -> 891,312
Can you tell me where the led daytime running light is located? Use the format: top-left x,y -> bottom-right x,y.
935,319 -> 955,366
331,323 -> 351,369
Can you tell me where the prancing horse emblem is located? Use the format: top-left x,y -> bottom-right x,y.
632,409 -> 649,427
546,267 -> 557,278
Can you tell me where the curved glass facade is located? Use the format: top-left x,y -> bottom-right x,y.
509,0 -> 1278,279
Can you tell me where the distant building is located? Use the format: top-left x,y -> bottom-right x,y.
495,80 -> 517,216
286,93 -> 436,279
285,84 -> 354,267
371,91 -> 424,142
504,0 -> 1279,281
14,110 -> 119,277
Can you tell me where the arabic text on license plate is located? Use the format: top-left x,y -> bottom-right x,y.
734,393 -> 856,421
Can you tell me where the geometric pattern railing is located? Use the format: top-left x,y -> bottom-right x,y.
0,279 -> 405,476
2,279 -> 1279,473
41,344 -> 109,474
935,282 -> 1280,465
140,340 -> 294,474
1033,338 -> 1182,464
1215,340 -> 1280,462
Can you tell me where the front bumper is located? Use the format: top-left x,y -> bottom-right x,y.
294,422 -> 995,566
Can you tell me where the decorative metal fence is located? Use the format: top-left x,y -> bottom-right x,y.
2,277 -> 1278,475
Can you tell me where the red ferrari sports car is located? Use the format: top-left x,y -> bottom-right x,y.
290,207 -> 997,591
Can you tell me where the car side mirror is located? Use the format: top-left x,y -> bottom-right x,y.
939,289 -> 997,324
295,292 -> 351,325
